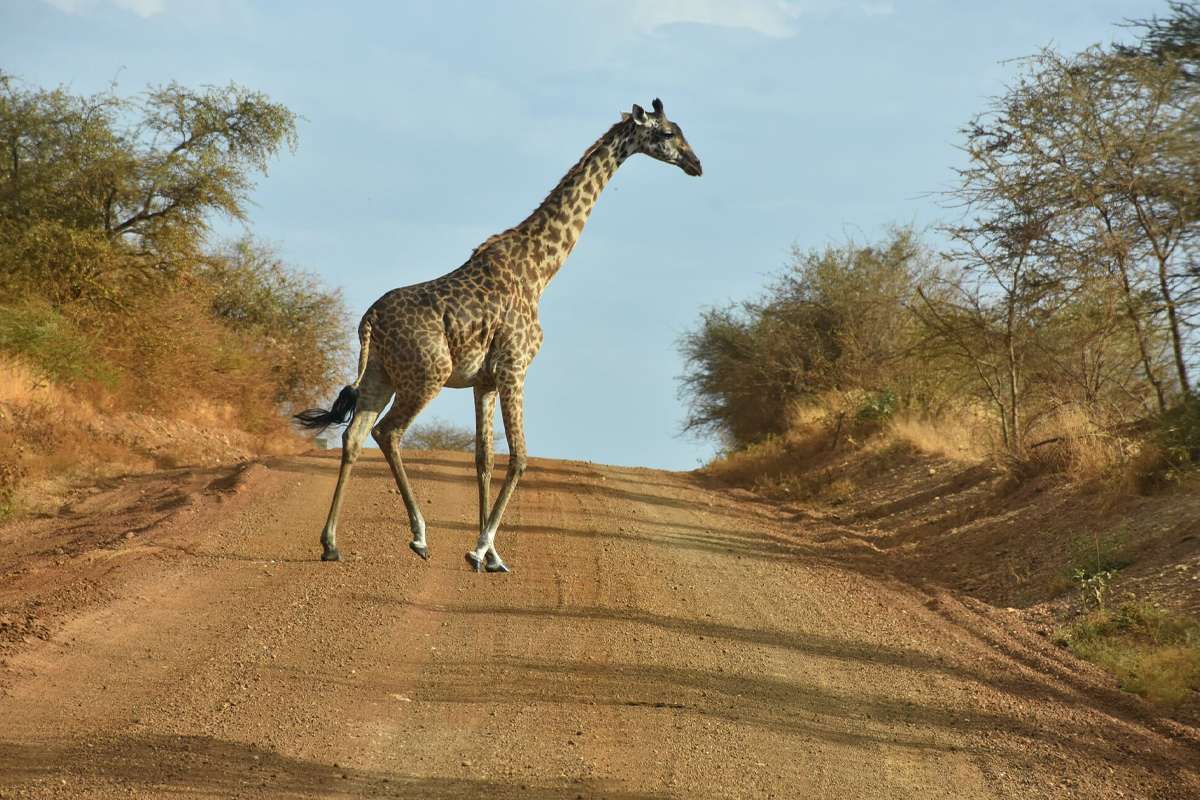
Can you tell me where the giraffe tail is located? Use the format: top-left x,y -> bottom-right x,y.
293,320 -> 372,433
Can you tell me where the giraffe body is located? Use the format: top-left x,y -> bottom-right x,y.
296,99 -> 702,570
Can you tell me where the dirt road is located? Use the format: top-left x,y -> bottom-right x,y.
1,451 -> 1198,799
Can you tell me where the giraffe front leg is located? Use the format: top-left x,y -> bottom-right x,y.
467,376 -> 527,574
472,385 -> 506,571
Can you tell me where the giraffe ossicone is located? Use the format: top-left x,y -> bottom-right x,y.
295,99 -> 703,570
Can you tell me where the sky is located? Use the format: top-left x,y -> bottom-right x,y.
1,0 -> 1170,470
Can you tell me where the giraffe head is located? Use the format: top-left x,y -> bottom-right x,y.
622,98 -> 703,177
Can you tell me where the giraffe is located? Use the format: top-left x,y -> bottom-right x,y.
295,98 -> 702,572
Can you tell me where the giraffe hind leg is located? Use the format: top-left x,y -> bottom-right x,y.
316,366 -> 392,561
373,379 -> 446,559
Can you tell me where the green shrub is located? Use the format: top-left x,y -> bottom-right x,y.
1156,395 -> 1200,479
856,389 -> 899,424
1058,601 -> 1200,706
0,303 -> 114,385
1130,397 -> 1200,490
1072,568 -> 1116,610
1067,528 -> 1134,581
678,227 -> 935,447
201,238 -> 349,408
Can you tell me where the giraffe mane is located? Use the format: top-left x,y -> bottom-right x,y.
471,117 -> 633,258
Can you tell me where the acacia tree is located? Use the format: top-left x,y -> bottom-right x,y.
914,38 -> 1200,452
0,75 -> 344,423
959,47 -> 1200,407
915,224 -> 1050,453
0,74 -> 296,239
0,74 -> 297,303
111,82 -> 297,244
1120,1 -> 1200,82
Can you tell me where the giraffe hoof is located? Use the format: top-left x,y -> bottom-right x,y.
409,541 -> 429,561
464,552 -> 484,573
321,547 -> 341,562
485,561 -> 510,574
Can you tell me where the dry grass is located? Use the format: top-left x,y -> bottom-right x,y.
703,393 -> 1200,713
1021,406 -> 1135,488
0,364 -> 122,471
701,396 -> 1189,510
875,403 -> 1184,497
701,397 -> 892,506
0,356 -> 300,518
702,389 -> 1200,719
703,397 -> 989,503
886,412 -> 989,462
1059,601 -> 1200,707
1008,404 -> 1200,504
701,409 -> 852,503
1058,406 -> 1130,482
0,359 -> 145,515
0,358 -> 77,408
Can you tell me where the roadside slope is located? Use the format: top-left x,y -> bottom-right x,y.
1,451 -> 1197,799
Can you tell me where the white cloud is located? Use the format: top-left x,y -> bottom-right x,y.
114,0 -> 166,16
627,0 -> 805,38
40,0 -> 164,17
860,2 -> 895,17
615,0 -> 896,38
40,0 -> 89,12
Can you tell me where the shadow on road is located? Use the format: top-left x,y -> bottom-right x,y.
0,735 -> 662,799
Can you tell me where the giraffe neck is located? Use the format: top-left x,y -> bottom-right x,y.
509,120 -> 635,295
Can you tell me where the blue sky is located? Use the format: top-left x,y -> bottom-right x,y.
2,0 -> 1166,469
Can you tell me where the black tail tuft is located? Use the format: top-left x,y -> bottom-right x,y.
294,385 -> 360,433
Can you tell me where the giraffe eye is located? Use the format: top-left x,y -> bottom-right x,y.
655,129 -> 674,140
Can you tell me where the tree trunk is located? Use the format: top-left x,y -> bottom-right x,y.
1116,264 -> 1168,411
1006,314 -> 1022,453
1156,253 -> 1192,397
1129,195 -> 1191,401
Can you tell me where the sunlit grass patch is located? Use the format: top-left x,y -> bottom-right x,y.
1058,602 -> 1200,706
887,412 -> 989,462
0,303 -> 116,387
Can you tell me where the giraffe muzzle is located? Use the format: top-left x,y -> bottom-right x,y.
679,154 -> 703,177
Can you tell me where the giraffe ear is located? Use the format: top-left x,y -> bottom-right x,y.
630,104 -> 648,125
652,98 -> 664,115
